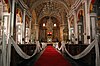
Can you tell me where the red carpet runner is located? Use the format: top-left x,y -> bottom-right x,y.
34,46 -> 72,66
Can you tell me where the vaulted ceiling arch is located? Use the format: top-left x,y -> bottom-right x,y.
30,0 -> 70,13
38,14 -> 61,25
22,0 -> 78,25
32,1 -> 68,25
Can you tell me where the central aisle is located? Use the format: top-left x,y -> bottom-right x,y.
34,46 -> 72,66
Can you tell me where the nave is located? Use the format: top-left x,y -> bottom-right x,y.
15,45 -> 90,66
0,0 -> 100,66
9,41 -> 98,66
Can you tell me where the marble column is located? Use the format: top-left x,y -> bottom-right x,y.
90,12 -> 97,40
10,0 -> 15,36
60,24 -> 64,41
34,19 -> 39,40
60,12 -> 65,41
67,18 -> 71,41
22,9 -> 26,44
73,10 -> 78,44
29,18 -> 32,43
85,0 -> 91,44
0,1 -> 3,36
35,24 -> 39,40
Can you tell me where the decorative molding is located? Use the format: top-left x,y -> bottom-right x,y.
18,0 -> 28,9
71,0 -> 80,9
26,10 -> 32,19
17,0 -> 32,19
68,0 -> 86,19
31,0 -> 69,12
90,13 -> 97,16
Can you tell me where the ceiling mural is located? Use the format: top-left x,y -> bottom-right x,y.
35,2 -> 65,18
2,0 -> 79,26
4,0 -> 79,16
4,0 -> 78,13
22,0 -> 77,9
2,0 -> 78,22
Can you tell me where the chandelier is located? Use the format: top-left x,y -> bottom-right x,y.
42,0 -> 54,15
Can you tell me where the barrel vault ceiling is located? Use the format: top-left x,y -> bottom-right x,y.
22,0 -> 77,20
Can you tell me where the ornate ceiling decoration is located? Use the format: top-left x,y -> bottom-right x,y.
35,1 -> 65,18
22,0 -> 77,9
4,0 -> 78,18
22,0 -> 78,22
22,0 -> 77,12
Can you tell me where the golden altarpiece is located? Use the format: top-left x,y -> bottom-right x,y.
39,17 -> 60,43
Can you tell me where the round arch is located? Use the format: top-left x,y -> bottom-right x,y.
31,0 -> 69,14
38,15 -> 61,25
38,16 -> 60,42
39,16 -> 60,27
77,9 -> 84,21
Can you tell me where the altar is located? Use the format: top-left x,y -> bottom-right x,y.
39,16 -> 60,45
41,42 -> 59,48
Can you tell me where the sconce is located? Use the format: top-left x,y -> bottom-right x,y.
54,24 -> 56,27
43,23 -> 45,27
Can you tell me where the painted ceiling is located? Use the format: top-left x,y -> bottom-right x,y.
22,0 -> 78,18
23,0 -> 76,9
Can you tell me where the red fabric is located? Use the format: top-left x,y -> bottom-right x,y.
34,46 -> 72,66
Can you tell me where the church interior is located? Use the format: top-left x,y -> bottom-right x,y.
0,0 -> 100,66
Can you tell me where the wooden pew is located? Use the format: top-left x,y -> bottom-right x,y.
11,44 -> 36,66
65,44 -> 95,66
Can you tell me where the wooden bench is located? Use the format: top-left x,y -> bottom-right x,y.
11,44 -> 36,66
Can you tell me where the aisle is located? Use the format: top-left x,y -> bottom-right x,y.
34,46 -> 72,66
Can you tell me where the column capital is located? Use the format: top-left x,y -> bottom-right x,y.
23,9 -> 26,12
29,18 -> 32,21
73,10 -> 77,16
